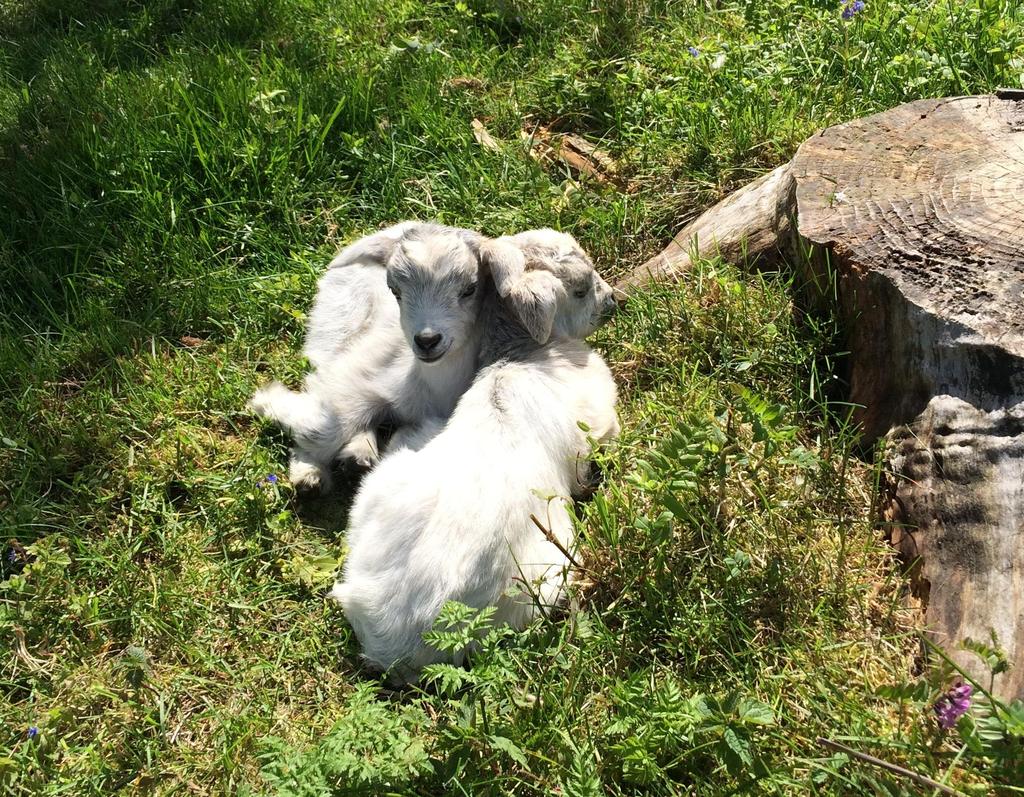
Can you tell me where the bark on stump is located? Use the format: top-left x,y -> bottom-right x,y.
619,95 -> 1024,698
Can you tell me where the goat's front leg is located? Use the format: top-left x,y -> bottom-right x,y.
250,382 -> 344,493
336,397 -> 395,469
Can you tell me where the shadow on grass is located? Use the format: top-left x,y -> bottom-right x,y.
292,463 -> 363,538
0,0 -> 291,84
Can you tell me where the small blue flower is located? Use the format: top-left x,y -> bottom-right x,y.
27,726 -> 38,739
260,473 -> 279,486
841,0 -> 865,19
687,46 -> 700,57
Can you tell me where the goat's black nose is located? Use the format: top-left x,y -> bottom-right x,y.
414,331 -> 442,352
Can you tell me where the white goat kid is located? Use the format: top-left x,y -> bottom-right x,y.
249,223 -> 486,492
332,230 -> 620,683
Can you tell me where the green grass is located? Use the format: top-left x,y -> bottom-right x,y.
2,0 -> 1023,794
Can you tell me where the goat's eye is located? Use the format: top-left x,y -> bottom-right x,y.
573,287 -> 588,299
388,285 -> 401,301
460,282 -> 477,299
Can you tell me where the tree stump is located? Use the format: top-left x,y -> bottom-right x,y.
619,95 -> 1024,698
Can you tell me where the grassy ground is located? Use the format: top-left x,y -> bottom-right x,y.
2,0 -> 1023,794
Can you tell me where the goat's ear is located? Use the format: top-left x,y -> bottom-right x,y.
479,237 -> 526,297
457,229 -> 485,256
506,270 -> 562,344
329,221 -> 419,269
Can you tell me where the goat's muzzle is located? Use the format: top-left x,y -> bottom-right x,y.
413,330 -> 446,361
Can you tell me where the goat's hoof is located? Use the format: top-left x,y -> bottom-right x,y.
341,438 -> 380,471
248,382 -> 288,419
247,395 -> 270,418
355,454 -> 378,470
289,462 -> 333,495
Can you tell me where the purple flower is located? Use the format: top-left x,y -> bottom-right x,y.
27,726 -> 38,739
260,473 -> 279,486
6,548 -> 16,563
841,0 -> 865,18
687,46 -> 700,57
934,683 -> 973,730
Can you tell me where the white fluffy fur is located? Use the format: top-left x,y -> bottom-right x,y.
249,222 -> 488,492
331,231 -> 619,683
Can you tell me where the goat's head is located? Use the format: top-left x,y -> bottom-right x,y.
482,229 -> 616,344
385,225 -> 486,364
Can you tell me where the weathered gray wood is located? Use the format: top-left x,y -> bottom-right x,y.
618,95 -> 1024,698
618,163 -> 796,291
886,396 -> 1024,696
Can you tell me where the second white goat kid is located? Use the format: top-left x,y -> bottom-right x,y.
250,222 -> 488,492
332,230 -> 620,683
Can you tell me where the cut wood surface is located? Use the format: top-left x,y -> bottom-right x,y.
619,95 -> 1024,698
